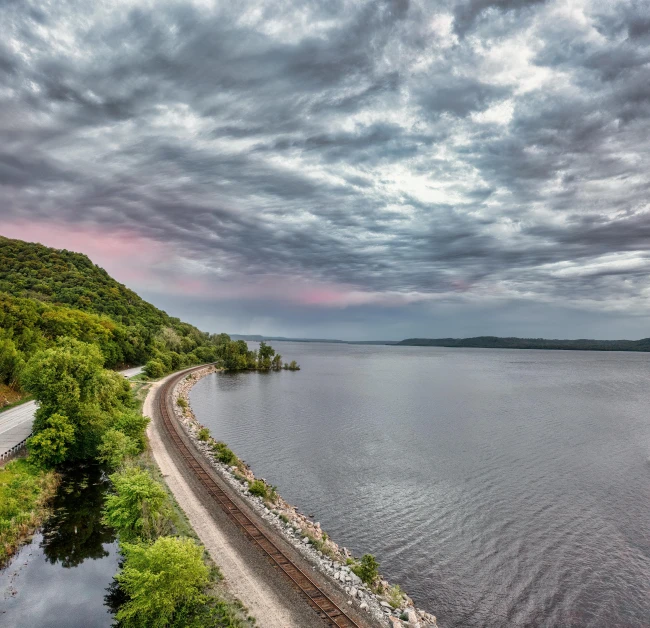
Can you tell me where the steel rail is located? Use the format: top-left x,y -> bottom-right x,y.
158,367 -> 363,628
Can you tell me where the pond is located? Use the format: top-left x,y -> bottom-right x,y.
0,464 -> 120,627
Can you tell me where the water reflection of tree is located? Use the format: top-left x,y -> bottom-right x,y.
40,464 -> 117,568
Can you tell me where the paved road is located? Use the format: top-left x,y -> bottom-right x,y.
0,366 -> 144,459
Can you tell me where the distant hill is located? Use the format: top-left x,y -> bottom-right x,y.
396,336 -> 650,351
230,334 -> 396,345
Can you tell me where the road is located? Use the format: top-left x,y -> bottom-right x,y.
0,366 -> 144,460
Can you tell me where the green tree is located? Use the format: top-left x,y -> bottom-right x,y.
26,413 -> 75,467
115,536 -> 209,627
97,429 -> 138,468
144,359 -> 166,379
21,337 -> 132,460
0,336 -> 24,387
103,467 -> 170,541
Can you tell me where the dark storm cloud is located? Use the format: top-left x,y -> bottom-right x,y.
2,0 -> 650,337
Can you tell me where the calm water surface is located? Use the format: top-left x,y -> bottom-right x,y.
0,465 -> 119,627
190,343 -> 650,627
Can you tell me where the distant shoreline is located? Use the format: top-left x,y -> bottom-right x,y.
232,334 -> 650,353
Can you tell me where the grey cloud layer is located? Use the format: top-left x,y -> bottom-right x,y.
2,0 -> 650,328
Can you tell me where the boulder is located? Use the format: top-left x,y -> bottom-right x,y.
349,572 -> 362,586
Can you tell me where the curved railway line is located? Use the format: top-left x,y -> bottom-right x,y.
158,367 -> 365,628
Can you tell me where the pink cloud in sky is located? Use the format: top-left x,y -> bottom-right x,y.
1,220 -> 426,309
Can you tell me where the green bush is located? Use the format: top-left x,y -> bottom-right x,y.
197,427 -> 210,442
386,584 -> 404,608
144,359 -> 166,379
116,536 -> 209,627
212,441 -> 237,466
248,480 -> 268,499
97,428 -> 138,468
177,397 -> 188,409
103,466 -> 171,541
351,553 -> 380,586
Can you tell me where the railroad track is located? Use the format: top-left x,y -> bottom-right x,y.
158,367 -> 363,628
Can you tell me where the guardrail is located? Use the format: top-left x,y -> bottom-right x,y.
0,434 -> 31,463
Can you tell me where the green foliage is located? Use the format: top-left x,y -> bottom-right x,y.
0,459 -> 59,563
212,441 -> 238,466
279,513 -> 289,524
103,466 -> 171,541
177,397 -> 188,409
112,410 -> 149,453
0,335 -> 24,388
98,429 -> 138,468
386,584 -> 404,608
284,360 -> 300,371
351,553 -> 380,586
26,413 -> 75,467
21,338 -> 139,463
197,427 -> 211,442
115,536 -> 209,627
248,480 -> 268,499
144,359 -> 166,379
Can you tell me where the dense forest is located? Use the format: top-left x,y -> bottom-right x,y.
397,336 -> 650,351
0,235 -> 297,397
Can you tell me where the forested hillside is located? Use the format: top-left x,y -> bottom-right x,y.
0,236 -> 294,398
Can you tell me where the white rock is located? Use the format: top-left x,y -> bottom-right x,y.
380,601 -> 392,609
360,602 -> 368,611
349,587 -> 357,598
350,572 -> 362,586
406,609 -> 419,625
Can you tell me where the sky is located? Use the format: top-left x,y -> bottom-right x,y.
2,0 -> 650,341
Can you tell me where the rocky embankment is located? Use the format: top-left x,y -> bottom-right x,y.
174,367 -> 438,628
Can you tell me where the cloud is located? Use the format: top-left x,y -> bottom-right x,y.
2,0 -> 650,339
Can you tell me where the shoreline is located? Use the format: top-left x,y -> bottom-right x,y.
175,366 -> 438,628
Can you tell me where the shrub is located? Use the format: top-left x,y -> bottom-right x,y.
248,480 -> 268,499
212,441 -> 237,465
115,536 -> 209,627
97,428 -> 138,468
144,359 -> 166,379
279,513 -> 289,524
103,466 -> 171,541
177,397 -> 188,409
386,584 -> 404,608
111,410 -> 149,453
352,553 -> 380,586
197,427 -> 210,442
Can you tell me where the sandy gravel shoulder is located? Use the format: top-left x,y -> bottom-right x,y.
144,375 -> 306,628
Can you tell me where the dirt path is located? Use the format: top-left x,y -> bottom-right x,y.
145,375 -> 313,628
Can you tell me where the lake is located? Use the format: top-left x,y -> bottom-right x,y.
190,342 -> 650,627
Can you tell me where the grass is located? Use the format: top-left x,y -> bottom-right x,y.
197,427 -> 211,441
386,584 -> 405,608
248,479 -> 268,499
0,458 -> 59,564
